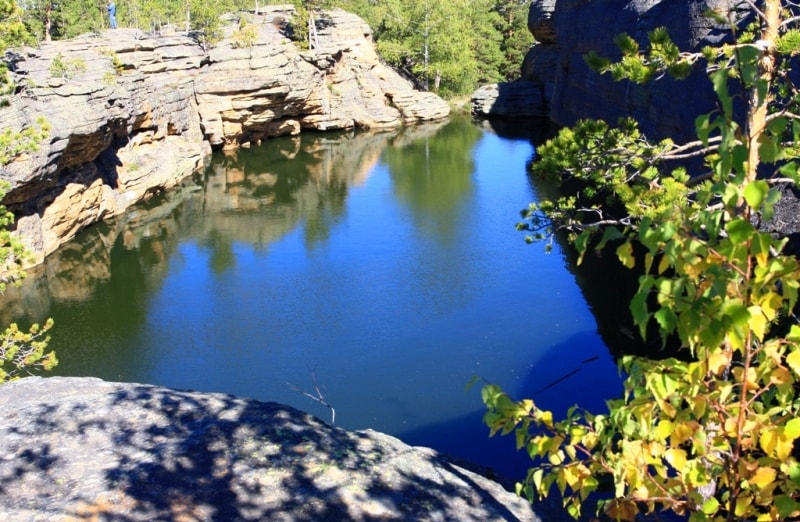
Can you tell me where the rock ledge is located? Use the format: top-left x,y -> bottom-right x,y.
0,376 -> 539,521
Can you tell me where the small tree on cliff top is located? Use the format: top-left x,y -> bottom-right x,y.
479,1 -> 800,520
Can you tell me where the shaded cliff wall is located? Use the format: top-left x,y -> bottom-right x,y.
525,0 -> 738,142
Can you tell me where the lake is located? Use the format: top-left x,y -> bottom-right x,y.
2,115 -> 625,483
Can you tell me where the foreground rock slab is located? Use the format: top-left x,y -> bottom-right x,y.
0,377 -> 540,521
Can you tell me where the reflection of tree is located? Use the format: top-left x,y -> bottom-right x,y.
302,178 -> 348,249
384,116 -> 482,242
204,230 -> 235,274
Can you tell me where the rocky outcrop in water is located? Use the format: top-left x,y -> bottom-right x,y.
470,81 -> 545,119
0,7 -> 449,266
0,376 -> 540,521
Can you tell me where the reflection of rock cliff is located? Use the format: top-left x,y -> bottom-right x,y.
0,8 -> 449,266
0,125 -> 445,325
195,129 -> 394,249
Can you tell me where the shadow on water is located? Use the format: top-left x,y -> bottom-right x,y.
397,329 -> 622,521
482,112 -> 684,363
399,329 -> 621,475
0,378 -> 532,521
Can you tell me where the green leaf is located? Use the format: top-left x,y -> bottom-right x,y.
786,418 -> 800,440
695,113 -> 715,145
654,307 -> 677,333
774,495 -> 800,519
737,44 -> 760,85
711,69 -> 732,117
788,461 -> 800,485
630,291 -> 650,337
779,161 -> 800,184
725,218 -> 755,244
701,496 -> 720,515
744,180 -> 769,210
759,135 -> 781,163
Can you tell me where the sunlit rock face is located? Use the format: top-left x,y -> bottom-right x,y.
0,7 -> 449,267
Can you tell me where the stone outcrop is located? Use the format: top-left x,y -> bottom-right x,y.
471,81 -> 545,118
0,7 -> 450,266
0,376 -> 540,521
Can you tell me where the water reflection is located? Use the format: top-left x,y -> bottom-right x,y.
2,116 -> 623,485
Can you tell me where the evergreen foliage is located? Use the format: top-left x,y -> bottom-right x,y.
13,0 -> 531,97
0,0 -> 56,383
334,0 -> 530,96
480,1 -> 800,520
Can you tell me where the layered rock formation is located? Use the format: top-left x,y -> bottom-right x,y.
0,376 -> 540,521
0,7 -> 449,266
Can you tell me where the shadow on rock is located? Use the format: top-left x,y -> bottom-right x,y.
0,376 -> 538,521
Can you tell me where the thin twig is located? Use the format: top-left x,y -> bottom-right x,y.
288,368 -> 336,425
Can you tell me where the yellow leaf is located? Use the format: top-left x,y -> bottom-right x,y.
750,466 -> 777,490
563,465 -> 581,489
633,485 -> 650,500
658,253 -> 670,275
748,306 -> 767,341
763,341 -> 783,364
548,449 -> 565,465
672,422 -> 697,446
708,350 -> 731,376
581,431 -> 598,450
664,448 -> 687,471
692,396 -> 707,417
656,420 -> 674,441
616,241 -> 636,269
770,366 -> 793,387
733,366 -> 759,391
759,425 -> 794,460
758,292 -> 782,321
776,437 -> 794,461
787,349 -> 800,376
724,417 -> 739,438
735,495 -> 753,517
539,410 -> 554,430
520,399 -> 535,413
760,429 -> 778,458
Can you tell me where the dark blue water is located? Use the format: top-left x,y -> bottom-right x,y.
4,116 -> 624,482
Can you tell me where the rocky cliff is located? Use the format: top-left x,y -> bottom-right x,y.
0,7 -> 449,266
474,0 -> 734,143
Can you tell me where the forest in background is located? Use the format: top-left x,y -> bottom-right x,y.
12,0 -> 533,97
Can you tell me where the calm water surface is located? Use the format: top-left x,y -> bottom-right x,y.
5,116 -> 623,481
